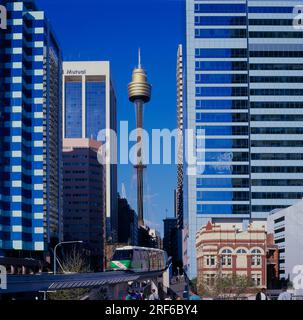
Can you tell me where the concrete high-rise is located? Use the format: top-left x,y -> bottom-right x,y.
176,44 -> 184,230
62,61 -> 118,242
185,0 -> 303,278
128,50 -> 152,227
63,139 -> 105,271
268,199 -> 303,289
0,0 -> 62,259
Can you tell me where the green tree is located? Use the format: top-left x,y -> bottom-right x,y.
198,274 -> 257,300
48,248 -> 91,300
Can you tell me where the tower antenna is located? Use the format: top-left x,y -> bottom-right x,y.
138,48 -> 141,68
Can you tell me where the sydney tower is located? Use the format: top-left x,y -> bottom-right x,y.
128,50 -> 152,227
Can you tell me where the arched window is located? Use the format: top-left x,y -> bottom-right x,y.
236,249 -> 247,254
251,249 -> 262,266
221,249 -> 233,254
221,249 -> 232,267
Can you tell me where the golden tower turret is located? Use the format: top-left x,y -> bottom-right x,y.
128,49 -> 151,103
128,49 -> 152,228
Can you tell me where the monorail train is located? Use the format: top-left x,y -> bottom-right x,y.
110,246 -> 168,272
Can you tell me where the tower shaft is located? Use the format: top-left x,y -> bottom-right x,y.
135,99 -> 145,227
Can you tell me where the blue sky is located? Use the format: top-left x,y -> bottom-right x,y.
36,0 -> 185,234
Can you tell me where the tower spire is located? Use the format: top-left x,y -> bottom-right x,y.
138,48 -> 141,69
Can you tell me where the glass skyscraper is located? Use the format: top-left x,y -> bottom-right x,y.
185,0 -> 303,278
0,0 -> 62,255
63,61 -> 118,242
63,63 -> 107,140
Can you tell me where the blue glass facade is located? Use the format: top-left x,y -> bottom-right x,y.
86,81 -> 106,139
64,78 -> 106,140
0,0 -> 62,252
65,82 -> 82,138
185,0 -> 303,278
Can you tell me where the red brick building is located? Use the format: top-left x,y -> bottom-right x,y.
196,222 -> 279,290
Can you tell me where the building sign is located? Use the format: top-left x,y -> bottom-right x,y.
65,69 -> 86,75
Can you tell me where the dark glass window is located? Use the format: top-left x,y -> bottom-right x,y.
196,28 -> 247,39
196,48 -> 247,58
196,100 -> 248,110
112,249 -> 133,260
196,16 -> 247,26
195,4 -> 246,13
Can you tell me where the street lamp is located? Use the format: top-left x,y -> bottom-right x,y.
53,241 -> 83,275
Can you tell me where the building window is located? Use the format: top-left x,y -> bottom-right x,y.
204,274 -> 216,286
205,255 -> 216,267
251,249 -> 262,267
251,274 -> 262,286
221,249 -> 232,267
236,248 -> 247,254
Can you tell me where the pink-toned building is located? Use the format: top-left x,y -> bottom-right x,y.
63,139 -> 105,271
196,221 -> 279,290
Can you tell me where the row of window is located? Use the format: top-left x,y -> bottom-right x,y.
197,126 -> 249,135
200,126 -> 303,137
196,30 -> 303,40
200,165 -> 250,175
252,153 -> 303,160
250,76 -> 303,83
252,114 -> 303,121
252,192 -> 303,199
252,141 -> 303,147
197,178 -> 249,189
198,139 -> 249,149
251,89 -> 303,96
197,204 -> 249,215
195,4 -> 294,14
195,3 -> 246,13
196,100 -> 249,110
203,252 -> 262,267
198,151 -> 249,162
250,31 -> 303,39
196,87 -> 248,97
195,48 -> 303,59
195,16 -> 247,26
197,191 -> 250,201
195,17 -> 295,27
251,102 -> 303,109
196,61 -> 247,71
252,167 -> 303,173
250,51 -> 303,58
250,63 -> 303,70
195,28 -> 247,39
197,191 -> 303,201
252,179 -> 303,187
195,48 -> 247,59
196,74 -> 248,84
196,112 -> 248,122
196,88 -> 303,98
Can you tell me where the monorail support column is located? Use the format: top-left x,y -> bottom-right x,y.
150,278 -> 159,295
162,268 -> 170,294
108,283 -> 128,300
